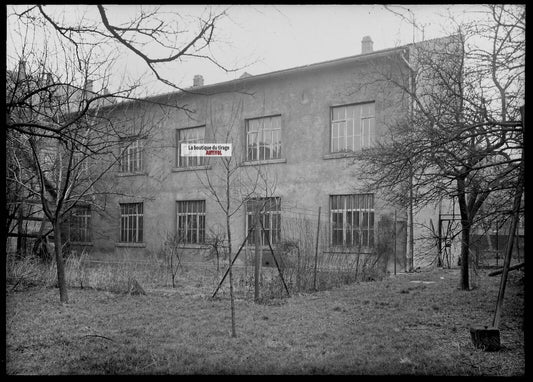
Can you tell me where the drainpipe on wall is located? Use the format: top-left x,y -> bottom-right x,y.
406,46 -> 416,272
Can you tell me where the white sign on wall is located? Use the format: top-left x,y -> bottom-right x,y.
181,143 -> 232,157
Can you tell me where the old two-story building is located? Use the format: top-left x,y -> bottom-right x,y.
65,36 -> 461,270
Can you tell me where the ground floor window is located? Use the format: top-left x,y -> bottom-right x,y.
245,197 -> 281,246
120,203 -> 143,243
177,200 -> 206,244
330,194 -> 374,248
69,206 -> 91,242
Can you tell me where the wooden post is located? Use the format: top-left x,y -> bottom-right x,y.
260,218 -> 290,297
496,225 -> 499,267
254,204 -> 262,302
408,166 -> 414,272
515,224 -> 521,262
313,207 -> 321,291
296,246 -> 301,292
212,226 -> 254,298
472,120 -> 523,352
437,212 -> 443,268
393,209 -> 396,276
488,262 -> 524,277
492,176 -> 523,328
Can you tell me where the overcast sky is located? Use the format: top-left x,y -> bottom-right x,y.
7,4 -> 486,95
139,4 -> 482,93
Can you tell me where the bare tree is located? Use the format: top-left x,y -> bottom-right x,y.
8,5 -> 240,94
353,4 -> 524,289
162,232 -> 185,288
6,5 -> 240,303
193,96 -> 278,336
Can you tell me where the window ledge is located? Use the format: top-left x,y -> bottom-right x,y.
323,152 -> 359,160
242,158 -> 287,166
324,247 -> 374,254
115,242 -> 146,248
244,245 -> 279,249
117,172 -> 146,177
69,242 -> 94,246
175,244 -> 211,249
172,165 -> 211,173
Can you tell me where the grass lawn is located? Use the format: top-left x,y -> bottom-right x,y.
6,267 -> 524,375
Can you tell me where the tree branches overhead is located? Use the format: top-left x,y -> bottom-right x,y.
9,5 -> 237,96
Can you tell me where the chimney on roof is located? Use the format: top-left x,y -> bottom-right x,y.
17,60 -> 27,80
361,35 -> 373,54
193,74 -> 204,87
85,79 -> 94,93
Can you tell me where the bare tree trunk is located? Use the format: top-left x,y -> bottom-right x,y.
226,201 -> 236,337
456,176 -> 471,290
408,170 -> 414,271
459,221 -> 470,290
296,246 -> 301,292
170,251 -> 176,288
53,221 -> 69,303
17,202 -> 25,255
254,207 -> 261,302
313,206 -> 321,290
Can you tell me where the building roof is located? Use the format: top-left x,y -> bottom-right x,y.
105,40 -> 413,111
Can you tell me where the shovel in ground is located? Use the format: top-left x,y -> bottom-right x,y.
470,161 -> 523,352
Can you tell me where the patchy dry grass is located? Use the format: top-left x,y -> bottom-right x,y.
6,267 -> 524,375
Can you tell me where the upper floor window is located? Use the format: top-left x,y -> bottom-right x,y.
245,197 -> 281,246
120,202 -> 143,243
177,126 -> 205,168
69,206 -> 91,243
246,115 -> 281,161
176,200 -> 206,244
331,102 -> 375,153
119,138 -> 143,173
72,151 -> 89,176
330,194 -> 374,248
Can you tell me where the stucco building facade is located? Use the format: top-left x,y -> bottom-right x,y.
75,36 -> 455,270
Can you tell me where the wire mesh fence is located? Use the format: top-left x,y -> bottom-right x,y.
6,209 -> 409,301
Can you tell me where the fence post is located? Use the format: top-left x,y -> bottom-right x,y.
394,209 -> 396,276
254,204 -> 262,302
313,207 -> 321,291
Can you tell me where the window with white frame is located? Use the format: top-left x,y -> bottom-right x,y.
246,115 -> 282,161
176,126 -> 205,168
176,200 -> 206,244
330,194 -> 374,248
331,102 -> 375,152
69,206 -> 91,242
120,203 -> 143,243
119,138 -> 143,173
245,197 -> 281,246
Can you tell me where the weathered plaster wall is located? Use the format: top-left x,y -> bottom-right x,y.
91,55 -> 410,270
